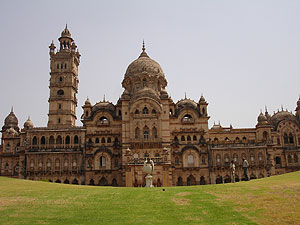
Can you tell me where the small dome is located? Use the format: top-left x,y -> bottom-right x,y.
24,117 -> 34,129
6,127 -> 18,136
176,98 -> 198,110
271,110 -> 296,126
61,25 -> 71,38
3,108 -> 19,131
92,101 -> 115,113
257,112 -> 268,123
84,97 -> 91,106
199,95 -> 206,103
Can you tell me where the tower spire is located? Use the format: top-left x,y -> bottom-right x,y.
142,40 -> 145,52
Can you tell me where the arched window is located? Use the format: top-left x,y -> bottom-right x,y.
65,136 -> 70,145
288,155 -> 292,163
187,135 -> 191,141
142,78 -> 147,87
64,159 -> 69,168
193,135 -> 197,141
47,159 -> 51,168
202,156 -> 206,164
107,137 -> 111,143
56,136 -> 62,145
100,156 -> 106,167
225,154 -> 229,163
85,111 -> 89,117
143,126 -> 149,139
5,163 -> 9,172
41,136 -> 46,145
289,133 -> 294,144
143,107 -> 149,114
59,76 -> 63,82
30,160 -> 34,168
284,133 -> 289,144
225,137 -> 229,141
152,127 -> 157,139
95,138 -> 99,143
169,109 -> 173,115
233,154 -> 238,162
275,156 -> 281,165
49,136 -> 55,145
263,131 -> 268,141
72,160 -> 77,167
187,154 -> 194,165
235,137 -> 240,142
250,154 -> 255,162
101,138 -> 105,143
74,135 -> 79,144
32,136 -> 37,145
214,137 -> 218,142
55,159 -> 60,168
183,114 -> 192,122
175,157 -> 179,165
135,127 -> 140,139
181,136 -> 185,141
135,109 -> 139,114
216,154 -> 221,163
152,109 -> 156,114
258,153 -> 263,161
202,107 -> 205,115
294,154 -> 298,163
174,136 -> 178,142
99,116 -> 109,125
242,136 -> 247,141
57,90 -> 64,96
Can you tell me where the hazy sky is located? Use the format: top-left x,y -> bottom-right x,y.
0,0 -> 299,129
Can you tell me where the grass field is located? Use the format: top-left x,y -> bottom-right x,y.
0,172 -> 300,225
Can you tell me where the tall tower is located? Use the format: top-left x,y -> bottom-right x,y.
47,25 -> 81,128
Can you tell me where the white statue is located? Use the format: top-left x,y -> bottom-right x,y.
144,158 -> 154,187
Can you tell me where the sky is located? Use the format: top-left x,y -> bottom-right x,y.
0,0 -> 299,129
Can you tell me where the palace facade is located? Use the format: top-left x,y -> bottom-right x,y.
1,26 -> 300,187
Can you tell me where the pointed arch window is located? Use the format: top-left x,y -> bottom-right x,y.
65,136 -> 70,145
187,136 -> 191,141
142,78 -> 147,87
101,138 -> 105,143
107,137 -> 111,143
152,109 -> 156,114
143,107 -> 149,114
135,127 -> 140,139
284,133 -> 289,144
152,127 -> 158,139
95,138 -> 99,143
143,127 -> 149,140
135,109 -> 139,114
233,154 -> 238,162
74,135 -> 79,144
289,133 -> 294,143
32,136 -> 37,145
193,135 -> 197,141
41,136 -> 46,145
216,154 -> 221,163
49,136 -> 55,145
56,136 -> 62,145
202,156 -> 206,164
100,156 -> 106,167
225,154 -> 229,163
181,136 -> 185,141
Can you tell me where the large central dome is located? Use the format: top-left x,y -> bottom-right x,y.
125,47 -> 164,78
121,42 -> 168,99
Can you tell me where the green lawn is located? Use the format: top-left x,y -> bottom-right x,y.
0,172 -> 300,225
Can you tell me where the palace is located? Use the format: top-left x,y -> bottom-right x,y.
1,26 -> 300,187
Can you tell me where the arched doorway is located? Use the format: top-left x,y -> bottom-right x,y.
200,176 -> 206,185
72,179 -> 79,185
187,175 -> 196,186
89,179 -> 95,186
64,179 -> 69,184
99,177 -> 108,186
216,176 -> 223,184
224,175 -> 231,183
112,178 -> 118,187
177,177 -> 183,186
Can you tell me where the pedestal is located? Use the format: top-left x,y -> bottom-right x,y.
145,174 -> 153,187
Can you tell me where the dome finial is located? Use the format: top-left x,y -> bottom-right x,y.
184,92 -> 187,99
103,94 -> 106,102
11,106 -> 14,113
142,39 -> 145,52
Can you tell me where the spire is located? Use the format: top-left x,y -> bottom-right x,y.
265,105 -> 268,113
184,92 -> 187,99
142,39 -> 145,52
138,40 -> 149,58
103,94 -> 106,102
11,106 -> 13,113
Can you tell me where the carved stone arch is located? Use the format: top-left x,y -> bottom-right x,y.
93,111 -> 114,124
177,109 -> 199,122
94,148 -> 112,170
129,97 -> 163,115
181,145 -> 199,154
182,147 -> 200,167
